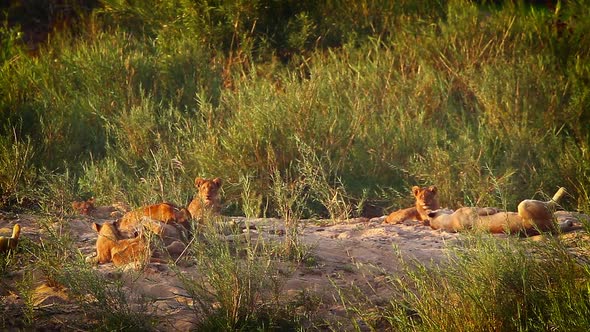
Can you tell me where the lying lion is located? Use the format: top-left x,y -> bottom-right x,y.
87,221 -> 149,267
116,177 -> 222,234
87,176 -> 223,266
384,186 -> 440,224
117,202 -> 191,236
71,198 -> 130,219
427,188 -> 568,234
88,220 -> 186,267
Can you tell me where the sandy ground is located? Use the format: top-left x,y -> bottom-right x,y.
0,210 -> 587,330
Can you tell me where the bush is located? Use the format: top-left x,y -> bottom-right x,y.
0,0 -> 588,215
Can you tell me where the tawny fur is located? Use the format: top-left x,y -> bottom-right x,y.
136,217 -> 188,247
0,224 -> 21,253
72,198 -> 130,219
89,221 -> 148,266
117,203 -> 191,236
88,220 -> 186,266
187,177 -> 222,222
72,199 -> 95,215
384,186 -> 440,224
428,189 -> 566,234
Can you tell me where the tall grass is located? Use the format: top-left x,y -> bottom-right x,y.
1,2 -> 588,329
0,0 -> 588,214
0,129 -> 36,208
177,218 -> 298,330
330,235 -> 590,331
389,235 -> 590,331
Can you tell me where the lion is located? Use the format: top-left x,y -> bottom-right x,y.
187,177 -> 222,222
384,186 -> 440,224
71,198 -> 130,219
88,221 -> 149,267
88,220 -> 186,267
0,224 -> 21,254
427,188 -> 567,234
131,216 -> 188,256
117,202 -> 191,237
72,199 -> 95,215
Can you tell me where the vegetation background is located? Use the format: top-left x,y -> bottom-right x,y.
1,0 -> 589,217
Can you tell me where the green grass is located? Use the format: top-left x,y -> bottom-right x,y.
394,235 -> 590,331
175,216 -> 303,330
330,235 -> 590,331
1,0 -> 588,214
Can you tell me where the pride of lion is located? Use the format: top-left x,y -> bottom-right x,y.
84,176 -> 223,267
87,221 -> 149,267
427,187 -> 569,234
76,176 -> 585,267
385,186 -> 580,235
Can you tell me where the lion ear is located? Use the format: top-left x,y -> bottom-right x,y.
213,177 -> 222,188
428,186 -> 437,193
92,223 -> 102,233
180,208 -> 192,220
412,186 -> 420,196
194,177 -> 205,187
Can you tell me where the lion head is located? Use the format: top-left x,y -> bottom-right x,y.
195,177 -> 222,203
72,198 -> 95,215
412,185 -> 440,219
91,221 -> 120,264
188,177 -> 222,220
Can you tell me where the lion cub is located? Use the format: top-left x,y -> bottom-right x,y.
117,202 -> 191,236
0,224 -> 21,253
187,177 -> 222,222
71,198 -> 130,219
88,221 -> 148,267
88,220 -> 187,266
384,186 -> 440,224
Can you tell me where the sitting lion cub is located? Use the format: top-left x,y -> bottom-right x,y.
428,188 -> 567,234
188,177 -> 222,222
384,186 -> 440,224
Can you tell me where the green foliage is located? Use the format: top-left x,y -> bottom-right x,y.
0,20 -> 24,66
1,2 -> 589,329
329,235 -> 590,331
178,219 -> 296,330
0,0 -> 589,215
0,130 -> 36,209
55,261 -> 157,330
385,235 -> 590,331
